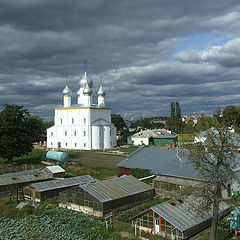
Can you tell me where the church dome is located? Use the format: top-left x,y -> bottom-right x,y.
97,84 -> 106,96
83,83 -> 92,95
79,71 -> 93,88
62,85 -> 72,96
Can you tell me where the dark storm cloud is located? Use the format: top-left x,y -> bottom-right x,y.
1,0 -> 240,119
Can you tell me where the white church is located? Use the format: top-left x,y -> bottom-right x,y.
47,69 -> 117,150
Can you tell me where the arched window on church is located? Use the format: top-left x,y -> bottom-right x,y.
60,118 -> 62,124
84,118 -> 86,124
83,131 -> 86,137
65,131 -> 67,136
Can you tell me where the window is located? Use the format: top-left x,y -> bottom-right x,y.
110,130 -> 111,136
74,131 -> 77,136
65,143 -> 67,147
75,143 -> 77,147
72,118 -> 74,124
84,143 -> 86,147
60,118 -> 62,124
84,131 -> 86,136
51,132 -> 53,137
51,142 -> 53,146
65,131 -> 67,136
84,118 -> 86,124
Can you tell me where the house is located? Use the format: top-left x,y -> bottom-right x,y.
131,195 -> 230,239
59,175 -> 155,217
47,68 -> 117,150
128,129 -> 177,147
24,175 -> 95,202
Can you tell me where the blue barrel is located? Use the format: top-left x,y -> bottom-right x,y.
46,151 -> 69,163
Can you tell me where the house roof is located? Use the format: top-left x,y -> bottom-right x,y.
131,129 -> 176,139
117,146 -> 201,180
30,175 -> 95,192
79,175 -> 154,203
151,195 -> 230,232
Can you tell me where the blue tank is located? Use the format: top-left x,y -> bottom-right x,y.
46,151 -> 69,163
230,207 -> 240,230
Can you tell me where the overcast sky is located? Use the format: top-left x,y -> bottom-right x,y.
1,0 -> 240,120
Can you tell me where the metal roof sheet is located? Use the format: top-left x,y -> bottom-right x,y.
46,165 -> 65,174
117,146 -> 201,180
31,175 -> 95,192
0,169 -> 52,186
131,129 -> 176,139
79,175 -> 154,203
151,195 -> 230,232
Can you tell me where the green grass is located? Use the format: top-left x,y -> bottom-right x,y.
65,163 -> 119,180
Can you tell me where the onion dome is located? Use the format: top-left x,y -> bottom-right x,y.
97,83 -> 106,96
83,82 -> 92,95
62,84 -> 72,96
79,71 -> 93,88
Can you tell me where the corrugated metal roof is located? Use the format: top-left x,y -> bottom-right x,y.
131,129 -> 176,139
151,195 -> 230,232
80,175 -> 154,203
31,175 -> 95,192
117,146 -> 201,180
46,165 -> 65,174
0,169 -> 52,186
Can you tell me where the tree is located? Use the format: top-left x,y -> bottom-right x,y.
185,125 -> 238,239
167,102 -> 183,133
111,114 -> 125,131
195,113 -> 212,133
183,119 -> 195,134
0,104 -> 45,164
222,105 -> 240,129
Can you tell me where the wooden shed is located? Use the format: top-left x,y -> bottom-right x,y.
59,175 -> 155,217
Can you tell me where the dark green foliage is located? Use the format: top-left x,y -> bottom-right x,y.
111,114 -> 126,130
0,105 -> 46,164
167,102 -> 183,133
131,168 -> 151,179
0,205 -> 120,240
116,198 -> 169,223
195,113 -> 212,133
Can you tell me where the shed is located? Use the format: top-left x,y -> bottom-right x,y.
42,165 -> 65,178
59,175 -> 155,217
131,195 -> 230,239
24,175 -> 95,202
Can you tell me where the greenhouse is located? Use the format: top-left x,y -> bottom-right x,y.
59,175 -> 155,217
131,195 -> 230,239
24,175 -> 95,202
153,176 -> 204,194
0,169 -> 53,195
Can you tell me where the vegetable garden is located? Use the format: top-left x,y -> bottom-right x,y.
0,205 -> 120,240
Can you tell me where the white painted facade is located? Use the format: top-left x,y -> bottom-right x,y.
47,70 -> 117,150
